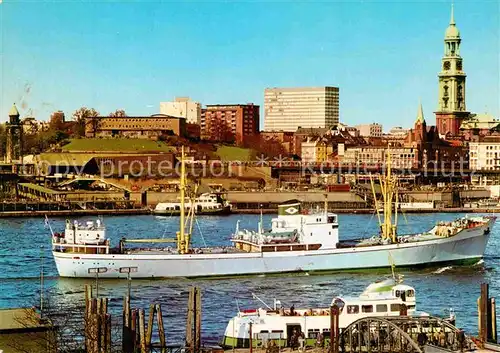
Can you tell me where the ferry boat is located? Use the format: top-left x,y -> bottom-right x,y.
50,147 -> 496,278
221,275 -> 452,348
153,193 -> 232,216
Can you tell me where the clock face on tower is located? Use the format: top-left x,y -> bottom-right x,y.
443,61 -> 451,70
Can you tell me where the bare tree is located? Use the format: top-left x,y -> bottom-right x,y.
72,107 -> 99,137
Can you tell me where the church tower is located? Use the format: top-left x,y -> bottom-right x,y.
6,103 -> 22,163
435,5 -> 469,136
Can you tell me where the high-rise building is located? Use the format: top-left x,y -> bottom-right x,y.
264,87 -> 339,131
435,5 -> 469,136
201,104 -> 259,144
160,97 -> 201,124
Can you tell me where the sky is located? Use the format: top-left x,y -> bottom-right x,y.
0,0 -> 499,130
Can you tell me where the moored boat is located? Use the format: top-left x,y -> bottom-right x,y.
221,275 -> 455,348
153,193 -> 232,216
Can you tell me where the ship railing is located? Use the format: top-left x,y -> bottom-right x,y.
52,242 -> 110,253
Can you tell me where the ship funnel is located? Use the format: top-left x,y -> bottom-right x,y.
277,201 -> 302,216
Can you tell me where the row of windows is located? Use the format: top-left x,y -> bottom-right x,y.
346,303 -> 415,314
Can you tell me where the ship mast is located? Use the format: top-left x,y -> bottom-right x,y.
378,148 -> 397,243
177,146 -> 190,254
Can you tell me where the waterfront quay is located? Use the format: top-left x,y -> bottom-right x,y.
0,187 -> 496,218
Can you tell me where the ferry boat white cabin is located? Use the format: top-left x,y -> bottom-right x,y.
222,278 -> 427,348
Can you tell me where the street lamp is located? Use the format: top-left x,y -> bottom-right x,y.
88,267 -> 108,298
119,267 -> 138,299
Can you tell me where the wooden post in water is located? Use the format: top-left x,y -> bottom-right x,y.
249,322 -> 253,353
131,309 -> 138,351
330,305 -> 340,353
146,304 -> 155,348
491,297 -> 497,343
195,288 -> 202,353
84,284 -> 92,352
156,304 -> 166,352
480,283 -> 489,344
186,287 -> 195,352
139,309 -> 147,353
123,296 -> 132,353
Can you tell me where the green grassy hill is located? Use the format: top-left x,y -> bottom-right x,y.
215,145 -> 255,161
62,138 -> 173,152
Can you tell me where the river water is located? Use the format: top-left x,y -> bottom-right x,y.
0,213 -> 499,343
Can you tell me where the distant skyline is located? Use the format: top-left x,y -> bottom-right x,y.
0,0 -> 498,130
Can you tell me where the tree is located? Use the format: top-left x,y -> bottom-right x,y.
72,107 -> 99,137
243,134 -> 287,159
109,109 -> 127,117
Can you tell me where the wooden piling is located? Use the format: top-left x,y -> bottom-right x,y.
249,322 -> 253,353
139,309 -> 147,353
156,304 -> 166,351
330,305 -> 339,353
105,313 -> 112,353
490,297 -> 497,343
131,309 -> 138,351
195,288 -> 202,352
122,296 -> 132,353
146,304 -> 155,347
186,287 -> 195,352
481,283 -> 489,343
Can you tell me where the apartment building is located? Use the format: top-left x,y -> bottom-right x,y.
200,104 -> 259,144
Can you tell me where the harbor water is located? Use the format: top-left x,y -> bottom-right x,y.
0,212 -> 499,343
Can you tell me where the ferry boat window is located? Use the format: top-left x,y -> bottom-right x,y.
308,329 -> 320,339
362,305 -> 373,313
407,305 -> 415,310
376,304 -> 387,312
407,290 -> 415,297
347,305 -> 359,314
395,290 -> 401,297
322,329 -> 330,338
390,304 -> 400,312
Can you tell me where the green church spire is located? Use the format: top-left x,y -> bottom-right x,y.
8,103 -> 20,117
416,101 -> 425,124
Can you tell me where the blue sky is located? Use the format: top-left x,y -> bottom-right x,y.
0,0 -> 498,130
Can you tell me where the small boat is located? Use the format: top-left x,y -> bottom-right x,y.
221,275 -> 454,348
153,193 -> 232,216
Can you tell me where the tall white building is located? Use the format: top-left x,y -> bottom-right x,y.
160,97 -> 201,124
264,86 -> 339,132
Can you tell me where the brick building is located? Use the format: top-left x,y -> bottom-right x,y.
85,114 -> 186,139
201,104 -> 259,144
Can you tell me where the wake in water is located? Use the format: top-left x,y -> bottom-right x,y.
474,259 -> 485,266
432,266 -> 453,274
